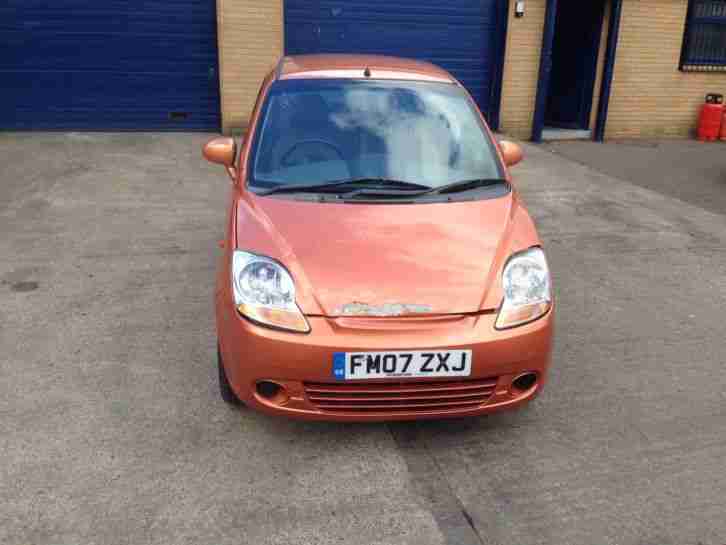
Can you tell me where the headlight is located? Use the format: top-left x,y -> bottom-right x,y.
495,247 -> 552,330
232,251 -> 310,333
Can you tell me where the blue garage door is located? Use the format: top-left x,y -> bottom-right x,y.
0,1 -> 220,130
284,0 -> 508,129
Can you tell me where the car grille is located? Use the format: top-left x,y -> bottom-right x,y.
303,378 -> 498,414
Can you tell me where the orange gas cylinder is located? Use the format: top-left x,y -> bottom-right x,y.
698,93 -> 724,142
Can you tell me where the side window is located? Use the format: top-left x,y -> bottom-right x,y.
680,0 -> 726,71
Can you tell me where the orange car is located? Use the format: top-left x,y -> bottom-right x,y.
205,55 -> 553,421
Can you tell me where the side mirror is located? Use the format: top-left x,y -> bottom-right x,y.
499,140 -> 524,167
203,137 -> 237,181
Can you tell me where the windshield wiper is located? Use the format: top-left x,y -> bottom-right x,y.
256,177 -> 433,196
413,178 -> 508,196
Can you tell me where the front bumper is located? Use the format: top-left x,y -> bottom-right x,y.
217,303 -> 554,422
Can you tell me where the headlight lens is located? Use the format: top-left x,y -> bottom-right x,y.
495,247 -> 552,329
232,251 -> 310,333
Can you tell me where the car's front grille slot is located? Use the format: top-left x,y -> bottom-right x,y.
304,378 -> 498,414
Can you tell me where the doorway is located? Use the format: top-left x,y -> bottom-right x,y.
544,0 -> 606,131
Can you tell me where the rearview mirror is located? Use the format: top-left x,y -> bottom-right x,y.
499,140 -> 524,167
203,137 -> 237,180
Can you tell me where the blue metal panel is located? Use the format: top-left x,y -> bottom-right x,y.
284,0 -> 507,127
0,1 -> 220,130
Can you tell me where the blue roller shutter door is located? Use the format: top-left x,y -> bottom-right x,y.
0,1 -> 220,130
284,0 -> 507,128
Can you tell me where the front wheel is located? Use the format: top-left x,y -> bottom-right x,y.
217,344 -> 242,406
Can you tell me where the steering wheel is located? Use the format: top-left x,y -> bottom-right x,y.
280,139 -> 345,167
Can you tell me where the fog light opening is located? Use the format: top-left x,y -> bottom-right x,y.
512,372 -> 538,393
256,381 -> 289,405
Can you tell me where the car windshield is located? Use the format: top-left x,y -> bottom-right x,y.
248,79 -> 503,190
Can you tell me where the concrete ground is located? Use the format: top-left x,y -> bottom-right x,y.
1,133 -> 725,545
547,139 -> 726,216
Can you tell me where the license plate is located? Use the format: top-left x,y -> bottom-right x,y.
332,350 -> 472,380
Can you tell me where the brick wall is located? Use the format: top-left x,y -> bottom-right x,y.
606,0 -> 726,138
214,0 -> 725,139
217,0 -> 282,133
499,0 -> 611,140
499,0 -> 547,140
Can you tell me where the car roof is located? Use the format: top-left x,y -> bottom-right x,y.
276,54 -> 458,84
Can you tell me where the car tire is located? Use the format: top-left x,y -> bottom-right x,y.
218,344 -> 242,406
